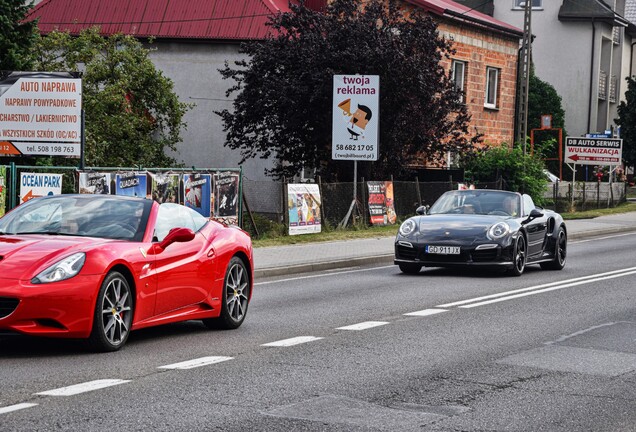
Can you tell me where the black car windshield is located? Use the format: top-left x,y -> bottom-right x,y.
428,191 -> 521,217
0,195 -> 151,241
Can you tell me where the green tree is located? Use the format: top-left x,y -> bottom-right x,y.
616,76 -> 636,171
217,0 -> 480,181
460,143 -> 549,205
0,0 -> 38,71
31,28 -> 190,168
527,69 -> 566,176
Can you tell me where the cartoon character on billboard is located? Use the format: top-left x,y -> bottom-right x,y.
337,98 -> 373,140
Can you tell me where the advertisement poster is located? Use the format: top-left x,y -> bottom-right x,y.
332,74 -> 380,161
115,172 -> 148,198
183,173 -> 212,217
367,181 -> 397,226
150,172 -> 179,204
287,183 -> 321,235
19,172 -> 63,203
79,172 -> 111,194
0,166 -> 5,216
213,171 -> 240,225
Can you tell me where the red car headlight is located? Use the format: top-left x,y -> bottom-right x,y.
31,252 -> 86,284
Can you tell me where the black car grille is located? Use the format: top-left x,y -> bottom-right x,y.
396,244 -> 418,260
471,249 -> 499,262
0,297 -> 19,319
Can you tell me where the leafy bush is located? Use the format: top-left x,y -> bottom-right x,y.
460,143 -> 549,205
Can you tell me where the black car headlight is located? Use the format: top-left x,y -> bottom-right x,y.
31,252 -> 86,284
487,222 -> 510,240
399,219 -> 417,236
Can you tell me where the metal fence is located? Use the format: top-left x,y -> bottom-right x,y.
543,181 -> 627,213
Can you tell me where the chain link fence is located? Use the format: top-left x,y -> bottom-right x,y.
543,181 -> 627,213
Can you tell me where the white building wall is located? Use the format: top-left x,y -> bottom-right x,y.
493,1 -> 622,136
149,41 -> 275,182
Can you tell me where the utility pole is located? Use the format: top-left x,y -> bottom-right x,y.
515,0 -> 532,154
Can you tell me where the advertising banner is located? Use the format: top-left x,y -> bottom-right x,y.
150,172 -> 179,204
0,166 -> 5,216
19,172 -> 62,203
115,172 -> 148,198
79,172 -> 112,194
0,73 -> 82,157
287,183 -> 321,235
213,171 -> 240,225
367,181 -> 397,226
183,173 -> 212,217
332,74 -> 379,161
565,136 -> 622,165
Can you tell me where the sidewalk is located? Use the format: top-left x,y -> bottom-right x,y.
253,212 -> 636,278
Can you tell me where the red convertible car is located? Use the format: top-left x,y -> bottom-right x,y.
0,195 -> 253,351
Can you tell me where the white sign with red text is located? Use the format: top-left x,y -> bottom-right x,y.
565,136 -> 622,165
0,77 -> 82,157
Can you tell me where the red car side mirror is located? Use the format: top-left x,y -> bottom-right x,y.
147,227 -> 195,255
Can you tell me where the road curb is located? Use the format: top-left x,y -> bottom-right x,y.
253,225 -> 636,279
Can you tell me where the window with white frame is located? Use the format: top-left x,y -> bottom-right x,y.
513,0 -> 542,9
484,67 -> 499,109
451,60 -> 466,103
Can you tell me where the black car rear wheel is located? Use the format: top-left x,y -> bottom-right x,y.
541,227 -> 567,270
203,257 -> 250,330
399,263 -> 422,274
508,235 -> 526,276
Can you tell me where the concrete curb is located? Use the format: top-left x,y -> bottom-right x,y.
254,225 -> 636,279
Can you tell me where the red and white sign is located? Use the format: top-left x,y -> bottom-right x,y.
565,136 -> 622,165
0,76 -> 82,156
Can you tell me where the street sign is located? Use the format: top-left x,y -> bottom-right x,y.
565,136 -> 622,165
332,75 -> 379,161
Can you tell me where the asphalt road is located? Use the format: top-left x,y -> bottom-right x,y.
1,231 -> 636,431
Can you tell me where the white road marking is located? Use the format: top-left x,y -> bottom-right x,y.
255,265 -> 394,285
404,308 -> 448,317
437,266 -> 636,308
261,336 -> 323,347
336,321 -> 389,331
158,356 -> 233,370
572,232 -> 636,244
0,403 -> 38,415
35,379 -> 130,396
460,269 -> 636,308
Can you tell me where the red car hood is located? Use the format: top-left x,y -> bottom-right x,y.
0,235 -> 110,280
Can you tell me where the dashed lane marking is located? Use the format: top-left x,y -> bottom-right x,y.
35,379 -> 130,396
336,321 -> 390,331
0,403 -> 38,415
261,336 -> 324,347
158,356 -> 233,370
403,308 -> 448,317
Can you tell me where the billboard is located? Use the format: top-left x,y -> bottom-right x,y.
287,183 -> 321,235
332,75 -> 379,161
19,172 -> 63,203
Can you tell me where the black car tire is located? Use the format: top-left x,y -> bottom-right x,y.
508,235 -> 527,276
399,263 -> 422,274
87,271 -> 134,352
203,256 -> 250,330
541,226 -> 567,270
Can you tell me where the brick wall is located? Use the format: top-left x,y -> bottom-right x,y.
438,20 -> 519,147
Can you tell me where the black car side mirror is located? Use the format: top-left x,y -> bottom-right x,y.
522,208 -> 544,224
416,205 -> 429,215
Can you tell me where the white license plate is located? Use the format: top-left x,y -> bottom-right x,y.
425,245 -> 460,255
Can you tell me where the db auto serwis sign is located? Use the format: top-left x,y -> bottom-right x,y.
565,136 -> 622,165
0,74 -> 82,157
332,75 -> 379,161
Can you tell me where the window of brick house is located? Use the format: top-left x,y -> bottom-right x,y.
451,60 -> 466,103
484,67 -> 500,109
513,0 -> 542,9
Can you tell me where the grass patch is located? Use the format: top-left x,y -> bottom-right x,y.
560,201 -> 636,220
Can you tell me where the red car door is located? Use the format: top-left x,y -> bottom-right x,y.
152,232 -> 215,317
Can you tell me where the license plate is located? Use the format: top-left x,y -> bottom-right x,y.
425,245 -> 460,255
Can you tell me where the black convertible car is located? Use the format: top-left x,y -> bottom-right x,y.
394,190 -> 567,276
